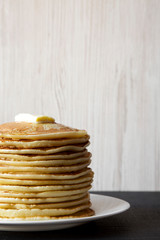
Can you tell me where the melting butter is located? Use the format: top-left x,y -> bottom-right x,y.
15,114 -> 55,123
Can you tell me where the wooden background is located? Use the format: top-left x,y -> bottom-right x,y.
0,0 -> 160,190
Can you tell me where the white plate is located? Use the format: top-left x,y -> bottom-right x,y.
0,193 -> 130,231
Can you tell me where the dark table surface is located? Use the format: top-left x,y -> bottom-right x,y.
0,191 -> 160,240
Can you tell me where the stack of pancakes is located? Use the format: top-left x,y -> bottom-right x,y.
0,122 -> 94,220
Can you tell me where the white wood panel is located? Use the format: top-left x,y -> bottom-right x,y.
0,0 -> 160,190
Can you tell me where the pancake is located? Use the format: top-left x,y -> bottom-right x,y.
0,194 -> 90,209
0,122 -> 87,140
0,192 -> 88,204
0,186 -> 91,198
0,136 -> 89,149
0,118 -> 94,220
0,208 -> 95,220
0,160 -> 91,173
0,172 -> 93,185
0,153 -> 91,167
0,202 -> 91,217
0,150 -> 87,161
0,181 -> 92,192
0,142 -> 89,155
0,168 -> 91,180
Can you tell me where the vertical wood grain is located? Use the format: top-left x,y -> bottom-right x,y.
0,0 -> 160,190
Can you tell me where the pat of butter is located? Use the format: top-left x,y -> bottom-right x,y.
15,114 -> 55,123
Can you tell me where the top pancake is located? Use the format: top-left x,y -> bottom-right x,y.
0,122 -> 87,140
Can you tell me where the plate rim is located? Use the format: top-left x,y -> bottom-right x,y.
0,193 -> 130,225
